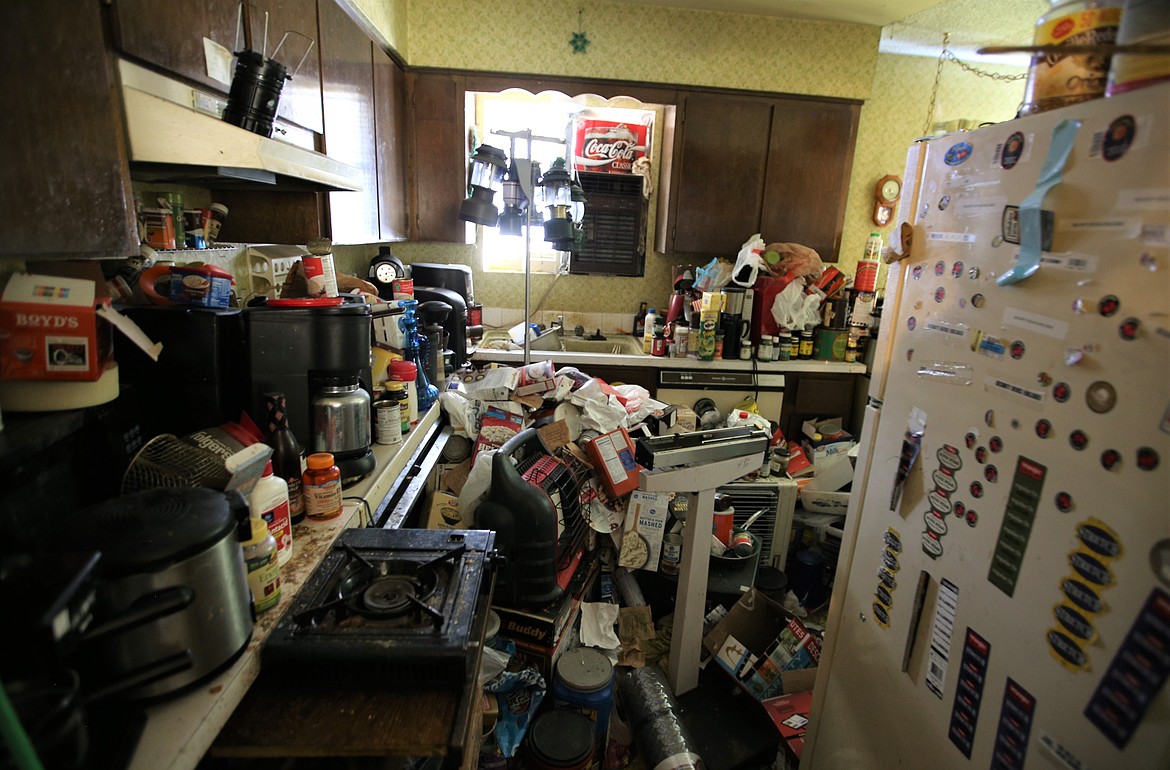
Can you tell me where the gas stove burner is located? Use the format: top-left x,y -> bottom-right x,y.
264,528 -> 497,687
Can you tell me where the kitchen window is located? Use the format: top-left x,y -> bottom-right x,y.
470,90 -> 661,277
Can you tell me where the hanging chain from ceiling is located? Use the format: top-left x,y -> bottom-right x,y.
923,32 -> 1029,135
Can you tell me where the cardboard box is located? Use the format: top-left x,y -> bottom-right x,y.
584,428 -> 642,499
0,270 -> 113,382
425,491 -> 468,529
461,367 -> 519,401
761,689 -> 814,761
800,418 -> 855,473
703,588 -> 819,701
472,407 -> 525,460
495,550 -> 599,652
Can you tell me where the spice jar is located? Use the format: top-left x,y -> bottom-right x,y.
798,330 -> 814,359
303,452 -> 343,521
777,331 -> 792,361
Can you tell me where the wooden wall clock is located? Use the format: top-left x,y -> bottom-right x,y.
873,174 -> 902,227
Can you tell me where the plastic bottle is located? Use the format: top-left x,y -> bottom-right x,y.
264,392 -> 306,525
712,493 -> 734,547
777,331 -> 792,361
643,308 -> 656,354
757,335 -> 773,362
672,321 -> 689,358
651,328 -> 666,357
1020,0 -> 1124,115
250,461 -> 293,566
856,233 -> 882,295
633,301 -> 648,338
389,359 -> 419,430
303,452 -> 343,521
242,516 -> 281,613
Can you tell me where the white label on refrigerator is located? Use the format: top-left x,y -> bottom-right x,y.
1037,731 -> 1091,770
1058,217 -> 1142,237
925,577 -> 960,699
1039,252 -> 1099,272
923,319 -> 969,343
986,376 -> 1047,408
1117,187 -> 1170,211
1142,223 -> 1170,247
956,196 -> 1007,220
1003,307 -> 1069,339
928,231 -> 978,243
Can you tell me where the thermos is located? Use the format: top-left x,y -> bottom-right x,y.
311,375 -> 372,458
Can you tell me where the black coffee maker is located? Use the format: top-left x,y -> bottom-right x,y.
417,300 -> 452,385
243,297 -> 374,482
409,263 -> 478,367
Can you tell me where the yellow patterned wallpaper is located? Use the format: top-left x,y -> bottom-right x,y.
338,0 -> 1027,319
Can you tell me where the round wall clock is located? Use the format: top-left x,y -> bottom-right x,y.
873,174 -> 902,227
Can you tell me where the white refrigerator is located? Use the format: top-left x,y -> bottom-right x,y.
805,82 -> 1170,770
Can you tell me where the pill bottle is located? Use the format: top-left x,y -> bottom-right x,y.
303,452 -> 343,520
242,516 -> 281,613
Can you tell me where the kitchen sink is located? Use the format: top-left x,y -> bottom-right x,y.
560,336 -> 645,355
479,329 -> 644,356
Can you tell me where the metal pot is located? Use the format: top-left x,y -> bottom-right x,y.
59,488 -> 255,701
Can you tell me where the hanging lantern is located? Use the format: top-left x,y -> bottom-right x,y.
459,144 -> 508,226
538,159 -> 574,243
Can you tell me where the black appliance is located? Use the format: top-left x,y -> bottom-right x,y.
368,245 -> 407,299
262,528 -> 496,685
475,429 -> 589,608
409,262 -> 479,365
114,305 -> 246,437
243,297 -> 373,481
417,299 -> 452,385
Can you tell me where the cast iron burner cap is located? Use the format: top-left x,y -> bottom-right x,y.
362,575 -> 418,615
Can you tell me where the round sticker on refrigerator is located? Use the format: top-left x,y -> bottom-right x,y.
1137,447 -> 1160,471
937,445 -> 963,470
1070,551 -> 1114,586
1001,132 -> 1025,169
928,491 -> 953,516
1054,603 -> 1097,642
922,532 -> 944,558
925,511 -> 949,535
1102,115 -> 1136,162
1047,628 -> 1089,671
933,469 -> 959,493
945,141 -> 973,166
1036,419 -> 1052,439
1077,521 -> 1122,559
1062,577 -> 1103,614
1100,448 -> 1122,471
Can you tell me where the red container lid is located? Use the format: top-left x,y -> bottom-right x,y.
388,360 -> 417,380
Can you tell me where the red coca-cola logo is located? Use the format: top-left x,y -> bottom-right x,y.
1051,18 -> 1075,40
583,138 -> 637,161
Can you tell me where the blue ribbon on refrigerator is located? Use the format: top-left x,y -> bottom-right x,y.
997,119 -> 1081,287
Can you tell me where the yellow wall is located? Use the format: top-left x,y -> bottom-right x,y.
334,0 -> 1027,318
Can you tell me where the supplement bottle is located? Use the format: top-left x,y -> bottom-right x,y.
303,452 -> 343,521
250,460 -> 293,566
242,516 -> 281,613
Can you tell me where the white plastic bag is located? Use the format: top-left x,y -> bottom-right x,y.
731,233 -> 766,287
769,279 -> 822,330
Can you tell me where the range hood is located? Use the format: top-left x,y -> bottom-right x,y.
118,59 -> 361,192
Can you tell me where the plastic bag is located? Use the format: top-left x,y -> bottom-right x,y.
764,241 -> 823,279
485,667 -> 547,757
769,279 -> 822,331
731,233 -> 766,287
693,257 -> 733,293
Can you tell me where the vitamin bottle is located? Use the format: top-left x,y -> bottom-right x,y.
250,461 -> 293,566
242,516 -> 281,613
303,452 -> 343,521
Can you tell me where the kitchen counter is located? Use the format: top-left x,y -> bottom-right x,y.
470,341 -> 867,374
126,405 -> 441,770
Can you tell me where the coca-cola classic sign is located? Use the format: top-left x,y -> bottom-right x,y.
572,119 -> 649,174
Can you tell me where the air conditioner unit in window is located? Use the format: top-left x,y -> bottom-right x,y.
716,477 -> 798,571
571,171 -> 646,277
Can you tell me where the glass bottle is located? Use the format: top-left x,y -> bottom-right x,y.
265,392 -> 306,525
399,299 -> 438,413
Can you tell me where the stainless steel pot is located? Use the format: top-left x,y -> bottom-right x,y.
61,488 -> 254,700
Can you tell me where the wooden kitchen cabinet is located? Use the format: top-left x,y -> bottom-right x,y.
374,45 -> 409,242
657,91 -> 860,263
406,71 -> 469,243
106,0 -> 239,95
317,0 -> 380,244
1,1 -> 139,259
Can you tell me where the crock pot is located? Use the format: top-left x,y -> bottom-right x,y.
60,487 -> 255,700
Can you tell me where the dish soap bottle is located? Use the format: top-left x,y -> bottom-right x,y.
643,307 -> 657,354
633,301 -> 648,338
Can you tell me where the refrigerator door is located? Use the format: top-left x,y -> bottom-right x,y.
807,83 -> 1170,770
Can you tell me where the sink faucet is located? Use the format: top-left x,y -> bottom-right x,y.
554,314 -> 564,331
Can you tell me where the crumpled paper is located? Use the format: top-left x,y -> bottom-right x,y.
580,602 -> 622,648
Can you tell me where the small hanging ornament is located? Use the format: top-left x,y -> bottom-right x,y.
570,5 -> 590,54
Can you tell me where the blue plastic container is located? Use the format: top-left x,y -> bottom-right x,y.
551,647 -> 615,766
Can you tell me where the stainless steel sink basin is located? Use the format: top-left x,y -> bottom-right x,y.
479,329 -> 644,355
560,336 -> 645,355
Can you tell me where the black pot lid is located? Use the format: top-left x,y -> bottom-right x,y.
61,488 -> 240,576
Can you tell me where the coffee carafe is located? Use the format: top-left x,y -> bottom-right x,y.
719,287 -> 749,359
310,373 -> 374,483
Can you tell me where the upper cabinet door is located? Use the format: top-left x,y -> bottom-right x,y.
406,71 -> 469,243
760,99 -> 860,264
108,0 -> 239,94
2,1 -> 138,259
243,0 -> 324,134
374,45 -> 408,242
318,0 -> 379,245
660,92 -> 774,258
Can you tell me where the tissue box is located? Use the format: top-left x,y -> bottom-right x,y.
0,268 -> 113,382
